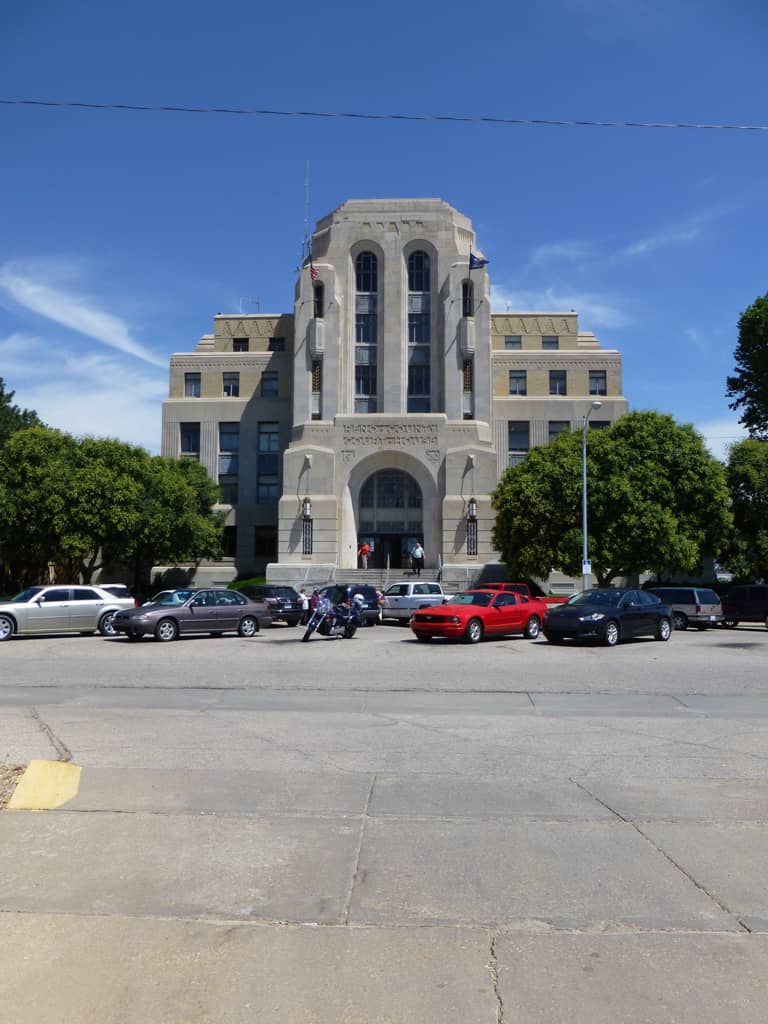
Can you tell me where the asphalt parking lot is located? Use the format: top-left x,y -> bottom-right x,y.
1,623 -> 768,1022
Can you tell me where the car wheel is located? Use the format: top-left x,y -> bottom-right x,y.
98,611 -> 117,637
656,616 -> 672,641
671,611 -> 687,631
155,618 -> 178,642
238,616 -> 258,638
415,635 -> 432,643
286,617 -> 300,627
723,619 -> 739,629
523,615 -> 541,639
543,632 -> 563,644
602,620 -> 620,647
0,614 -> 15,641
465,618 -> 483,644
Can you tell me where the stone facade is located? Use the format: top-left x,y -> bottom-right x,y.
161,198 -> 628,581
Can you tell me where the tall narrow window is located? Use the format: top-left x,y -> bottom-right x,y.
355,251 -> 378,413
257,422 -> 280,503
462,279 -> 474,318
509,370 -> 527,396
261,371 -> 279,397
313,282 -> 325,319
589,370 -> 607,395
508,421 -> 530,467
407,250 -> 431,413
462,359 -> 474,420
223,371 -> 239,397
184,372 -> 201,397
233,338 -> 249,352
542,335 -> 559,351
548,420 -> 570,442
504,335 -> 522,350
268,337 -> 285,352
179,422 -> 200,458
311,359 -> 322,420
549,370 -> 567,395
218,422 -> 240,504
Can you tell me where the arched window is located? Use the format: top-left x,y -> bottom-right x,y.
462,279 -> 474,318
407,250 -> 431,413
313,282 -> 324,319
355,251 -> 378,413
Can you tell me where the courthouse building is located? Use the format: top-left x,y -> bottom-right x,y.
161,199 -> 628,582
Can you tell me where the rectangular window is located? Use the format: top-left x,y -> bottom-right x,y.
549,370 -> 567,395
219,422 -> 240,453
218,475 -> 238,504
508,370 -> 527,396
462,359 -> 474,420
184,372 -> 201,397
311,359 -> 322,420
218,422 -> 239,503
233,337 -> 249,352
542,335 -> 559,350
268,337 -> 285,352
257,422 -> 280,503
260,371 -> 279,398
589,420 -> 610,430
179,422 -> 200,456
408,313 -> 430,344
548,420 -> 570,442
508,421 -> 530,466
223,371 -> 240,397
467,518 -> 478,557
254,526 -> 277,558
504,335 -> 522,350
407,365 -> 431,413
589,370 -> 607,396
222,525 -> 237,557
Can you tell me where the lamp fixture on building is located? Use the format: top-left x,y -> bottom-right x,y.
302,497 -> 312,520
581,401 -> 602,592
467,497 -> 478,521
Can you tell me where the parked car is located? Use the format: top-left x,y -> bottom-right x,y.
410,589 -> 548,643
721,584 -> 768,629
112,588 -> 272,641
480,582 -> 534,597
543,589 -> 672,647
0,585 -> 137,641
97,583 -> 136,602
238,585 -> 302,626
646,586 -> 723,630
381,580 -> 446,623
142,589 -> 200,606
316,584 -> 381,626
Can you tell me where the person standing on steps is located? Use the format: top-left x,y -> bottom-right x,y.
358,541 -> 371,569
411,541 -> 425,577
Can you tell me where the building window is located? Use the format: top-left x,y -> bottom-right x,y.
355,251 -> 378,413
509,370 -> 527,396
184,372 -> 201,397
179,422 -> 200,457
589,370 -> 607,396
268,337 -> 285,352
462,358 -> 474,419
302,518 -> 313,556
254,526 -> 277,559
311,359 -> 322,420
257,422 -> 280,503
408,250 -> 431,413
508,421 -> 530,467
261,371 -> 279,397
222,525 -> 237,558
313,282 -> 324,319
462,279 -> 474,318
233,338 -> 249,352
548,420 -> 570,442
504,335 -> 522,350
542,335 -> 559,350
218,422 -> 240,504
223,372 -> 239,397
467,518 -> 478,557
590,420 -> 610,430
549,370 -> 567,395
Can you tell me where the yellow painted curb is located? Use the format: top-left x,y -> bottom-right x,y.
6,759 -> 82,810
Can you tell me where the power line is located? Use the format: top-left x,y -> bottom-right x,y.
1,97 -> 768,132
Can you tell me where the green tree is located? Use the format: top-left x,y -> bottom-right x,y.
726,439 -> 768,580
0,377 -> 43,445
492,411 -> 732,586
726,293 -> 768,438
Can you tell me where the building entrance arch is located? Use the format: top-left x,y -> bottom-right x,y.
357,469 -> 423,570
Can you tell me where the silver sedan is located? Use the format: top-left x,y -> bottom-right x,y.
0,585 -> 137,641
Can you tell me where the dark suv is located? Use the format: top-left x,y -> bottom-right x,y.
239,585 -> 302,626
316,584 -> 380,626
721,585 -> 768,629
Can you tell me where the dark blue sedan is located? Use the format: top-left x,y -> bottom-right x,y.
543,589 -> 673,647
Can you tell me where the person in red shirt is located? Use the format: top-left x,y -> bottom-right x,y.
358,542 -> 371,569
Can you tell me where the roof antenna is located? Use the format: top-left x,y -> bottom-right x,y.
296,160 -> 311,271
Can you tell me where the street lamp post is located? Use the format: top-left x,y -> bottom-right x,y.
581,401 -> 602,591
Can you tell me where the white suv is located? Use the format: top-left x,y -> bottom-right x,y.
381,581 -> 446,623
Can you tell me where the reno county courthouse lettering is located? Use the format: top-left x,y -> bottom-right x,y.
161,199 -> 628,583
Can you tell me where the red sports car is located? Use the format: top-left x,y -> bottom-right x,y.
410,589 -> 547,644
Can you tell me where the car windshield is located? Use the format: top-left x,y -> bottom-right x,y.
148,590 -> 196,606
566,590 -> 623,607
10,587 -> 45,603
448,592 -> 493,607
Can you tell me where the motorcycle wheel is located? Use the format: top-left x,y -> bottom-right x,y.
318,619 -> 331,636
301,618 -> 319,642
343,624 -> 357,638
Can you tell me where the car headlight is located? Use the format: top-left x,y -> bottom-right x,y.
448,616 -> 462,624
578,612 -> 606,622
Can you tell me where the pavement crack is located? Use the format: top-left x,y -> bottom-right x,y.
488,931 -> 504,1022
29,707 -> 71,762
343,774 -> 376,925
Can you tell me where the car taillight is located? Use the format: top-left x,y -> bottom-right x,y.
134,599 -> 139,607
696,604 -> 701,614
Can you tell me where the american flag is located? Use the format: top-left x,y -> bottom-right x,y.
310,262 -> 319,281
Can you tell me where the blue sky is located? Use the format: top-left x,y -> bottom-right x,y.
1,0 -> 766,458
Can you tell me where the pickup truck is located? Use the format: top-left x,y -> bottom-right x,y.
381,580 -> 446,622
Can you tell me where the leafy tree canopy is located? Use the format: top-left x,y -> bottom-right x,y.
492,411 -> 732,586
0,377 -> 43,445
725,438 -> 768,580
726,293 -> 768,439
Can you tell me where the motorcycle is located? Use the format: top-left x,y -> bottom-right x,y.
301,596 -> 362,642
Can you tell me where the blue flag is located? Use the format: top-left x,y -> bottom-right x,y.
469,251 -> 489,270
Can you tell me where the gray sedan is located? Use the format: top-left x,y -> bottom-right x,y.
111,588 -> 272,642
0,585 -> 136,641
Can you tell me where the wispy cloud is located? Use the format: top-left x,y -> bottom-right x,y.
694,416 -> 747,463
621,201 -> 737,259
529,241 -> 592,267
492,285 -> 630,329
0,263 -> 165,367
